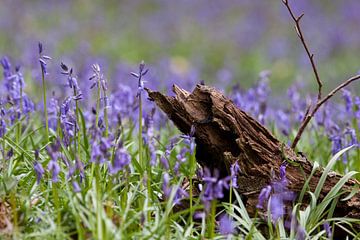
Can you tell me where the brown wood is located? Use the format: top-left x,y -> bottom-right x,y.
146,84 -> 360,220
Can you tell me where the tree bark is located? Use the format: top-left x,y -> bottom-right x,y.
146,84 -> 360,220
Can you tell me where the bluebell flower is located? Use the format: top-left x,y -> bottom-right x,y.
131,60 -> 149,97
38,42 -> 51,75
109,147 -> 130,174
296,226 -> 307,240
48,159 -> 61,183
162,172 -> 188,205
342,89 -> 352,113
218,214 -> 236,236
202,168 -> 231,201
72,180 -> 81,193
0,56 -> 11,78
0,119 -> 6,137
257,164 -> 295,222
270,195 -> 284,222
34,161 -> 45,184
256,185 -> 271,209
230,161 -> 241,188
323,222 -> 332,239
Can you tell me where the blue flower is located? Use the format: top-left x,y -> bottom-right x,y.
38,42 -> 51,75
131,60 -> 149,97
218,214 -> 236,235
109,147 -> 130,174
202,168 -> 231,202
34,161 -> 45,184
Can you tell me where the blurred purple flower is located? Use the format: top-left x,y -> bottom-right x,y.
218,214 -> 236,236
91,136 -> 113,164
109,147 -> 130,174
230,161 -> 241,188
72,180 -> 81,193
162,172 -> 188,205
270,195 -> 284,222
296,226 -> 307,240
323,222 -> 332,239
0,56 -> 11,78
34,161 -> 45,184
342,89 -> 352,113
0,119 -> 6,137
256,164 -> 295,222
48,159 -> 61,182
256,185 -> 271,209
202,168 -> 231,201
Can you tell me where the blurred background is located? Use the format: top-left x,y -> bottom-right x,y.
0,0 -> 359,93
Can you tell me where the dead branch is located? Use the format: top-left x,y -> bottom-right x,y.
282,0 -> 360,149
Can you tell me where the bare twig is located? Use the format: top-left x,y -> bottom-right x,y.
291,74 -> 360,149
282,0 -> 360,149
282,0 -> 323,101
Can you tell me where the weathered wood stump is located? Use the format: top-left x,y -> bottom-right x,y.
146,84 -> 360,221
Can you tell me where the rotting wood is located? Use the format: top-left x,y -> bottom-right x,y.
146,84 -> 360,221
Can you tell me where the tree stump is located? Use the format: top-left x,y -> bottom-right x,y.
146,84 -> 360,221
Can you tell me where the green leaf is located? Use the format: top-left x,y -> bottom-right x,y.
314,145 -> 354,199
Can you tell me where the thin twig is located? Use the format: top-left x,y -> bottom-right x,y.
291,74 -> 360,149
282,0 -> 360,149
282,0 -> 323,101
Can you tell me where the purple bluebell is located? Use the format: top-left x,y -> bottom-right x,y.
257,164 -> 295,222
181,125 -> 196,155
230,161 -> 241,188
162,172 -> 188,205
354,97 -> 360,119
47,159 -> 61,182
48,92 -> 59,130
344,127 -> 357,146
131,60 -> 149,97
91,136 -> 113,164
160,156 -> 169,170
329,135 -> 342,156
34,161 -> 45,184
218,214 -> 236,236
61,63 -> 82,99
202,168 -> 231,201
256,185 -> 272,209
109,147 -> 130,174
342,89 -> 352,113
270,195 -> 284,222
0,119 -> 5,137
38,42 -> 51,75
0,57 -> 11,78
323,222 -> 332,239
72,180 -> 81,193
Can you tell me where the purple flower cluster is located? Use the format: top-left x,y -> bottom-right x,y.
202,168 -> 231,202
257,164 -> 295,223
162,172 -> 188,205
0,57 -> 34,121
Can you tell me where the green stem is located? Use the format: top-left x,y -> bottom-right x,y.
52,182 -> 61,227
189,150 -> 195,225
95,164 -> 104,240
139,94 -> 143,169
1,137 -> 5,173
10,189 -> 18,236
208,199 -> 217,239
41,71 -> 49,142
